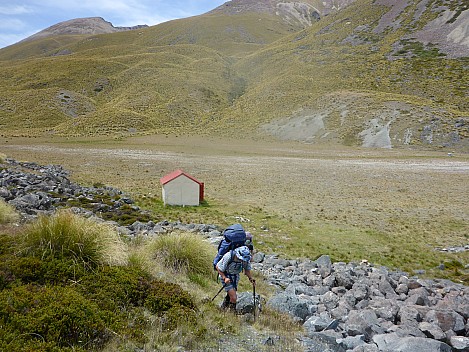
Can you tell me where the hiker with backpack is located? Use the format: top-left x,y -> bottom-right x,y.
215,245 -> 256,311
213,224 -> 256,311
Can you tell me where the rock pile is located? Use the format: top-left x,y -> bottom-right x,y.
252,253 -> 468,352
0,158 -> 126,219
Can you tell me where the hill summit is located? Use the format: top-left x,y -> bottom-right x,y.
0,0 -> 467,151
21,17 -> 149,43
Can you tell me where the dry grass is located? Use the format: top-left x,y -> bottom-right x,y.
144,231 -> 215,276
21,209 -> 128,266
255,306 -> 303,333
0,199 -> 19,224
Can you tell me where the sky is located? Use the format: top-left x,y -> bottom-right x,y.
0,0 -> 228,49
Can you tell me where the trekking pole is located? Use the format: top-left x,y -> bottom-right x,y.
211,285 -> 225,302
253,282 -> 256,322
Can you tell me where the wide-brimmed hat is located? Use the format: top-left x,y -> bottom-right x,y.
235,246 -> 251,262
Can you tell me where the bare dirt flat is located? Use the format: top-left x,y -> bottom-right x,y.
1,135 -> 468,278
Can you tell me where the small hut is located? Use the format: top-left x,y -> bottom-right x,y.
160,169 -> 204,206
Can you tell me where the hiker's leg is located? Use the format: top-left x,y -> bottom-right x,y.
223,278 -> 237,305
228,274 -> 239,303
227,288 -> 237,303
227,288 -> 237,312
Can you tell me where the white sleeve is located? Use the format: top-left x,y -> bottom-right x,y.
216,251 -> 232,272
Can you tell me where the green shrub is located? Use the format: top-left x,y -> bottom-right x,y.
0,339 -> 81,352
21,210 -> 128,267
161,305 -> 197,330
79,265 -> 151,312
79,265 -> 195,315
0,199 -> 19,224
0,284 -> 111,351
97,203 -> 152,225
0,255 -> 88,289
0,232 -> 15,255
146,232 -> 214,276
143,279 -> 196,314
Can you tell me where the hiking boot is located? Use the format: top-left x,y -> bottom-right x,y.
220,294 -> 230,310
228,302 -> 237,313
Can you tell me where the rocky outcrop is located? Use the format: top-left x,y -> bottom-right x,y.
260,93 -> 469,150
209,0 -> 357,27
1,158 -> 126,219
374,0 -> 469,59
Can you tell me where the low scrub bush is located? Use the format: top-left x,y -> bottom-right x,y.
0,284 -> 111,351
99,203 -> 152,225
146,232 -> 214,276
0,232 -> 14,255
0,254 -> 88,289
143,279 -> 196,314
80,264 -> 196,315
79,265 -> 151,312
161,305 -> 197,331
0,199 -> 19,224
21,210 -> 128,267
0,261 -> 197,350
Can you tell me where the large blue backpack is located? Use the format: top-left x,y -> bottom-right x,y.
213,224 -> 247,270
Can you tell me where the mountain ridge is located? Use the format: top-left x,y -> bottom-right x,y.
20,17 -> 149,43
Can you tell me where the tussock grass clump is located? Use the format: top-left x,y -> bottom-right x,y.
21,210 -> 128,267
146,231 -> 214,276
0,199 -> 19,224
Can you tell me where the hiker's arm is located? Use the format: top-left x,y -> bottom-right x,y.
245,269 -> 256,285
216,266 -> 230,284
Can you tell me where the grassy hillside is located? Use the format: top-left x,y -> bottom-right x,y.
0,9 -> 296,137
0,0 -> 467,150
227,0 -> 469,147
